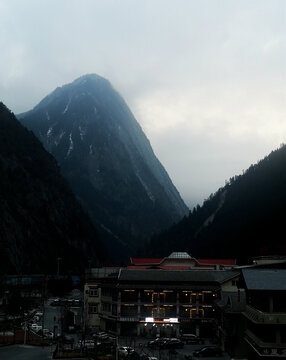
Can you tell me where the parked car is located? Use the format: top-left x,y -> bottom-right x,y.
93,331 -> 108,339
51,299 -> 60,306
163,338 -> 184,349
44,331 -> 53,339
141,356 -> 158,360
180,334 -> 203,344
30,323 -> 42,332
84,340 -> 95,349
192,346 -> 222,357
63,335 -> 75,344
118,346 -> 135,356
76,339 -> 95,348
37,329 -> 53,339
100,335 -> 116,344
148,338 -> 168,348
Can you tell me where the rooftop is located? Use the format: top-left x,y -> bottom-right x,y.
118,269 -> 239,284
168,252 -> 192,259
130,253 -> 236,267
130,258 -> 162,265
242,268 -> 286,290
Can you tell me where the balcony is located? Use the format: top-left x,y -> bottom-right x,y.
244,305 -> 286,324
119,316 -> 139,322
120,309 -> 138,317
245,330 -> 286,357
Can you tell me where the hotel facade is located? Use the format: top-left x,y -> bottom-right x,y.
84,253 -> 238,337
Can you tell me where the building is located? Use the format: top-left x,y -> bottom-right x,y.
217,258 -> 286,359
242,268 -> 286,358
84,253 -> 238,338
129,252 -> 236,270
84,268 -> 119,330
84,253 -> 286,359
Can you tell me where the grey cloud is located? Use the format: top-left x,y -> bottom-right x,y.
0,0 -> 285,207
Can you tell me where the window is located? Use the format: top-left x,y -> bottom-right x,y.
88,304 -> 98,314
102,303 -> 111,312
89,287 -> 98,297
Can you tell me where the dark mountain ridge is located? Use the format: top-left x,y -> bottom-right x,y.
19,74 -> 188,259
144,144 -> 286,263
0,102 -> 104,274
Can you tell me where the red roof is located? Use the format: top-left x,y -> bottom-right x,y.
126,266 -> 153,269
197,259 -> 236,265
130,257 -> 236,267
130,258 -> 163,265
159,266 -> 190,270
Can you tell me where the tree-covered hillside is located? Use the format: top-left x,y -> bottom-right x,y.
0,103 -> 104,274
144,144 -> 286,263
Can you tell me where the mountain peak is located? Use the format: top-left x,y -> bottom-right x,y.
72,73 -> 109,85
19,75 -> 188,261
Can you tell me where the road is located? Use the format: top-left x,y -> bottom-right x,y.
0,344 -> 53,360
43,299 -> 62,337
118,337 -> 231,360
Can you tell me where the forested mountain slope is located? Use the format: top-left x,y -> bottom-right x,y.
0,103 -> 104,274
144,145 -> 286,263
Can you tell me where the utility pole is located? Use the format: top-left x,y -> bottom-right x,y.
23,320 -> 27,345
42,277 -> 47,343
57,257 -> 61,277
116,335 -> 118,360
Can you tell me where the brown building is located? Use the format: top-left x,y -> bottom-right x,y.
84,253 -> 238,338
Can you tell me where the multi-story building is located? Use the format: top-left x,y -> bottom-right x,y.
217,258 -> 286,359
84,268 -> 118,330
242,268 -> 286,358
84,253 -> 239,338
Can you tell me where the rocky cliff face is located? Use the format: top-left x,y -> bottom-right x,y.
19,74 -> 188,259
0,102 -> 104,274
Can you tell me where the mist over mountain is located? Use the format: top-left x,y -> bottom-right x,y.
19,74 -> 188,260
144,144 -> 286,263
0,103 -> 104,274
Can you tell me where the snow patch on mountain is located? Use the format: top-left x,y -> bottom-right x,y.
47,126 -> 53,137
195,190 -> 227,238
54,130 -> 65,146
63,97 -> 72,114
66,133 -> 74,157
136,172 -> 155,202
78,125 -> 87,141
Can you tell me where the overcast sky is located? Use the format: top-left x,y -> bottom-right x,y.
1,0 -> 286,207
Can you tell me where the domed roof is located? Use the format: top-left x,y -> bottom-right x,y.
168,252 -> 192,259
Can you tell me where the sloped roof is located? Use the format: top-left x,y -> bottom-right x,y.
197,259 -> 236,265
242,269 -> 286,290
130,258 -> 162,265
118,269 -> 239,284
130,257 -> 236,267
126,266 -> 152,269
159,266 -> 190,270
